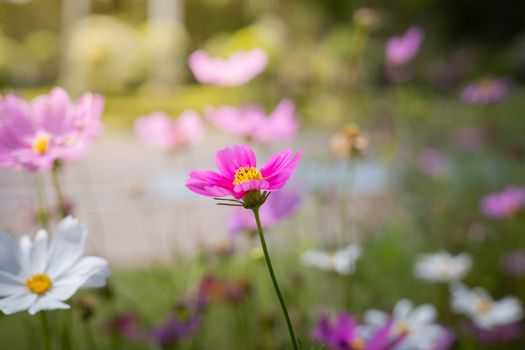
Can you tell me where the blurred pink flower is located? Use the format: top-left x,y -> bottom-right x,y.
500,250 -> 525,277
385,27 -> 424,66
229,189 -> 301,235
452,127 -> 483,152
460,78 -> 509,105
480,187 -> 525,219
186,144 -> 301,200
188,48 -> 268,87
205,99 -> 299,143
134,111 -> 204,152
0,87 -> 103,172
466,321 -> 524,344
418,149 -> 447,177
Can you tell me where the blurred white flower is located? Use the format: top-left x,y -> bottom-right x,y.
364,299 -> 448,350
450,284 -> 523,329
300,244 -> 361,275
414,251 -> 472,283
0,217 -> 110,315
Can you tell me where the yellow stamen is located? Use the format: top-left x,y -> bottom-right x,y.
233,166 -> 263,185
477,298 -> 492,315
396,324 -> 411,336
350,338 -> 365,350
26,274 -> 52,295
32,134 -> 50,155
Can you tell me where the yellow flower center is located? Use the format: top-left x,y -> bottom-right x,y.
477,298 -> 492,315
350,338 -> 365,350
32,134 -> 50,155
233,166 -> 263,185
26,274 -> 52,295
396,323 -> 411,336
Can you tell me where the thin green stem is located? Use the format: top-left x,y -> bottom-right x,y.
252,208 -> 299,350
51,165 -> 68,218
33,173 -> 49,229
39,311 -> 53,350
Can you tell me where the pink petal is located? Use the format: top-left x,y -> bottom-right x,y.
215,144 -> 257,177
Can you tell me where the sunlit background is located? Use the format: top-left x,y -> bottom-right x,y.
0,0 -> 524,349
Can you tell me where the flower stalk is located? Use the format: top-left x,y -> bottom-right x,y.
33,173 -> 49,229
51,163 -> 68,218
252,206 -> 299,350
40,311 -> 53,350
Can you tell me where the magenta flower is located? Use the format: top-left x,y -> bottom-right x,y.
186,144 -> 301,205
134,110 -> 204,152
385,27 -> 424,66
480,186 -> 525,219
461,78 -> 509,105
228,189 -> 301,235
313,313 -> 404,350
0,87 -> 103,172
205,99 -> 299,143
188,48 -> 268,87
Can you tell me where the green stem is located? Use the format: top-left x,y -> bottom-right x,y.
252,207 -> 299,350
33,173 -> 49,229
40,311 -> 53,350
51,165 -> 68,218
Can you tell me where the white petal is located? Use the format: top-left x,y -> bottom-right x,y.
28,295 -> 70,315
363,309 -> 388,326
0,271 -> 25,297
0,293 -> 37,315
30,229 -> 49,274
82,267 -> 110,288
50,256 -> 108,301
18,235 -> 33,275
46,217 -> 87,279
394,299 -> 413,319
489,297 -> 524,326
410,304 -> 437,324
0,230 -> 22,274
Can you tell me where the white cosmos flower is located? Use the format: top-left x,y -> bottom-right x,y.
0,216 -> 110,315
414,251 -> 472,283
300,244 -> 361,275
364,299 -> 446,350
450,283 -> 523,329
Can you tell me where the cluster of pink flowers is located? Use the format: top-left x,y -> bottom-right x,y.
134,111 -> 205,153
0,88 -> 103,172
205,99 -> 299,143
480,186 -> 525,219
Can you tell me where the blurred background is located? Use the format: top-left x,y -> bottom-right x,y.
0,0 -> 524,349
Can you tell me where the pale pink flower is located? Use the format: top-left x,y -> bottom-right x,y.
385,27 -> 425,66
0,87 -> 103,172
134,111 -> 205,152
205,99 -> 299,143
188,48 -> 268,87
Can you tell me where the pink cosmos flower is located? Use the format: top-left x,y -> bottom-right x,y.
0,87 -> 103,172
188,48 -> 268,87
205,99 -> 299,143
460,78 -> 509,105
385,27 -> 424,66
480,187 -> 525,219
185,144 -> 301,201
228,189 -> 301,235
134,111 -> 205,152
